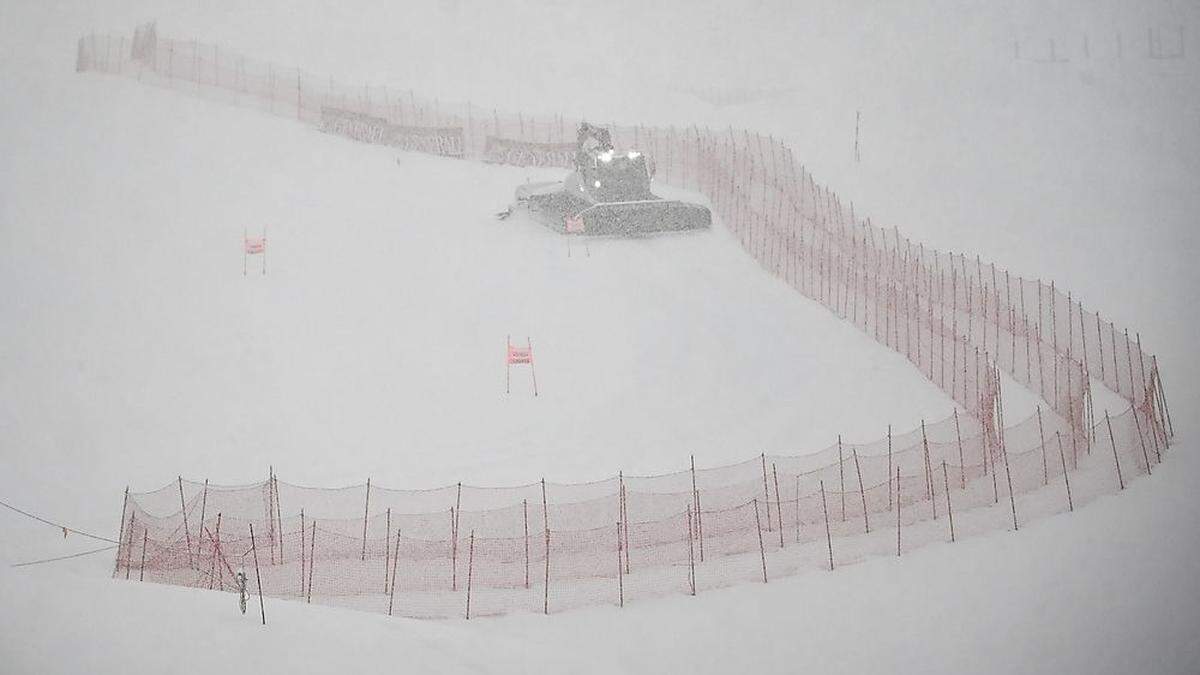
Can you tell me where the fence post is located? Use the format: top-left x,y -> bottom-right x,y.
921,421 -> 937,520
1105,410 -> 1125,490
388,528 -> 401,616
794,475 -> 801,544
895,466 -> 901,556
139,528 -> 148,581
542,478 -> 551,614
954,412 -> 965,489
273,474 -> 284,565
1056,432 -> 1074,512
617,473 -> 629,572
1151,356 -> 1173,437
113,486 -> 129,576
307,521 -> 315,602
300,509 -> 305,595
465,530 -> 475,619
1132,403 -> 1153,475
942,460 -> 955,542
853,449 -> 869,533
887,425 -> 893,510
197,479 -> 208,565
249,523 -> 266,625
523,499 -> 530,589
177,477 -> 192,568
1037,406 -> 1047,485
1124,329 -> 1136,403
210,513 -> 223,590
450,507 -> 457,590
691,455 -> 704,561
384,508 -> 391,593
616,521 -> 624,608
361,478 -> 371,562
760,454 -> 772,531
997,373 -> 1018,531
686,505 -> 696,595
838,436 -> 846,522
452,482 -> 461,588
820,481 -> 834,571
752,499 -> 767,582
772,463 -> 784,547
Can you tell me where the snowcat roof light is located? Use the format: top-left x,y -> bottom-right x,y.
598,149 -> 614,163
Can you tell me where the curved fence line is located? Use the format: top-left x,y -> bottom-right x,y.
79,26 -> 1175,619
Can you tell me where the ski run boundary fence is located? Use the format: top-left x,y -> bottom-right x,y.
81,26 -> 1175,620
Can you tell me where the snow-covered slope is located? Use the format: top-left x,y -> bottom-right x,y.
1,0 -> 1197,673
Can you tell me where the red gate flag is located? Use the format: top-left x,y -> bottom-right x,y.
565,215 -> 585,234
507,345 -> 533,365
244,226 -> 267,276
505,336 -> 538,396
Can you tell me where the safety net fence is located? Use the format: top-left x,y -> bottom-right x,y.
80,26 -> 1175,619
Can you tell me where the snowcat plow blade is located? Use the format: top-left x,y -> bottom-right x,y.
570,199 -> 711,236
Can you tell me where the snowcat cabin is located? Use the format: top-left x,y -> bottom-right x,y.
581,149 -> 656,203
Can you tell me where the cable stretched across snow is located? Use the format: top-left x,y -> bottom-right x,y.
11,544 -> 119,568
0,498 -> 120,544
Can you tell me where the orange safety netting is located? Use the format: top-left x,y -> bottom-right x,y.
83,27 -> 1175,619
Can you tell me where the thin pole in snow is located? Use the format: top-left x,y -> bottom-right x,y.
1106,410 -> 1124,490
465,530 -> 475,619
542,478 -> 550,615
851,449 -> 869,533
752,499 -> 767,582
197,479 -> 208,566
307,521 -> 315,602
178,477 -> 193,568
820,481 -> 834,571
113,486 -> 129,577
616,521 -> 623,607
139,528 -> 147,581
895,466 -> 901,557
942,460 -> 955,543
360,478 -> 371,562
686,505 -> 696,595
772,463 -> 784,548
690,455 -> 704,561
838,436 -> 846,522
523,499 -> 529,589
388,528 -> 401,616
887,425 -> 893,510
249,523 -> 266,625
1057,432 -> 1074,512
528,337 -> 538,396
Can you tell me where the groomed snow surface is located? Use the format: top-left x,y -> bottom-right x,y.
2,1 -> 1199,673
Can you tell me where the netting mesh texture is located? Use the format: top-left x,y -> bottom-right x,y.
83,27 -> 1176,619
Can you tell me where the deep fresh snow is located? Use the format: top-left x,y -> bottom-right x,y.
1,0 -> 1198,673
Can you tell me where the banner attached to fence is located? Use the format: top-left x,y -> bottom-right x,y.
319,107 -> 463,157
483,136 -> 575,169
